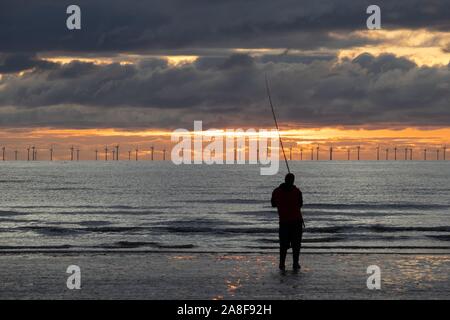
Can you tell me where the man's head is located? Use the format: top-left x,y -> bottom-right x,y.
285,173 -> 295,186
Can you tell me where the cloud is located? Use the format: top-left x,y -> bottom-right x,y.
0,0 -> 449,54
0,53 -> 449,129
0,53 -> 56,73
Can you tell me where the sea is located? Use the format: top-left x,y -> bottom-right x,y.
1,161 -> 449,253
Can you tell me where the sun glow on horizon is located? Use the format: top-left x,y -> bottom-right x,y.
0,126 -> 448,161
1,126 -> 449,144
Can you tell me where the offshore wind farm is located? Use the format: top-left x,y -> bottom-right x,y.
0,144 -> 447,161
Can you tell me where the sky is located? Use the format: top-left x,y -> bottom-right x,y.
0,0 -> 449,160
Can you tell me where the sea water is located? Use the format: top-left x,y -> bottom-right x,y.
0,161 -> 449,253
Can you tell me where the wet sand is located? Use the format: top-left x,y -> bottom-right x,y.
0,252 -> 449,299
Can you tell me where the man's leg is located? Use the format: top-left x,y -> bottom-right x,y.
279,224 -> 289,270
279,246 -> 288,270
292,223 -> 303,270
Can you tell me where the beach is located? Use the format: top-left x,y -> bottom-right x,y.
1,252 -> 449,299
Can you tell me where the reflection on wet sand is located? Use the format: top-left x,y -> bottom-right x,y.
169,255 -> 196,261
216,255 -> 279,298
384,255 -> 450,289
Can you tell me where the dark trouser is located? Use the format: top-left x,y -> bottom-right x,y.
279,221 -> 303,267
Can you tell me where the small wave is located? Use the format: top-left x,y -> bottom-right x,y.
304,210 -> 416,217
0,210 -> 29,216
159,226 -> 276,234
16,225 -> 148,236
370,225 -> 450,233
101,241 -> 158,248
101,241 -> 196,249
159,224 -> 450,235
8,204 -> 182,210
184,199 -> 267,204
256,234 -> 414,243
0,179 -> 30,184
427,235 -> 450,241
156,244 -> 196,249
77,220 -> 112,226
226,210 -> 411,218
306,225 -> 450,233
41,187 -> 96,191
244,245 -> 450,250
258,236 -> 345,243
227,210 -> 276,216
46,210 -> 163,216
0,244 -> 73,250
305,203 -> 450,210
19,226 -> 83,235
84,226 -> 145,233
154,218 -> 243,227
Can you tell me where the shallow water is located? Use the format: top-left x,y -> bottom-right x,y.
0,161 -> 449,253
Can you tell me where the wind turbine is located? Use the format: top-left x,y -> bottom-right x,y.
14,150 -> 18,161
105,146 -> 108,161
115,145 -> 119,161
135,147 -> 139,161
27,147 -> 30,161
316,144 -> 319,161
385,148 -> 389,160
95,149 -> 98,161
128,150 -> 131,161
329,145 -> 333,161
76,148 -> 80,161
300,147 -> 303,161
151,146 -> 154,161
394,146 -> 397,161
50,146 -> 53,161
32,146 -> 35,161
347,148 -> 350,161
70,146 -> 74,161
2,146 -> 5,161
357,145 -> 361,160
376,146 -> 380,161
444,145 -> 447,161
163,148 -> 166,161
424,148 -> 427,161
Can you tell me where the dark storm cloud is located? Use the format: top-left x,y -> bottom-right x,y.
0,53 -> 449,128
0,0 -> 449,54
0,53 -> 56,73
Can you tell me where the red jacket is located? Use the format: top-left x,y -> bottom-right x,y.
271,183 -> 303,223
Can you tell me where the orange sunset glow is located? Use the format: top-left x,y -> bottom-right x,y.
0,127 -> 448,161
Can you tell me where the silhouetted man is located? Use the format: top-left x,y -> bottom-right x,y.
271,173 -> 304,271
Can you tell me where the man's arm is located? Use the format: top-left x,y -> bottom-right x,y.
271,190 -> 277,207
299,190 -> 305,228
299,190 -> 303,207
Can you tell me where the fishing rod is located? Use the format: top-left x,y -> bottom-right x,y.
265,74 -> 291,174
265,74 -> 305,228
